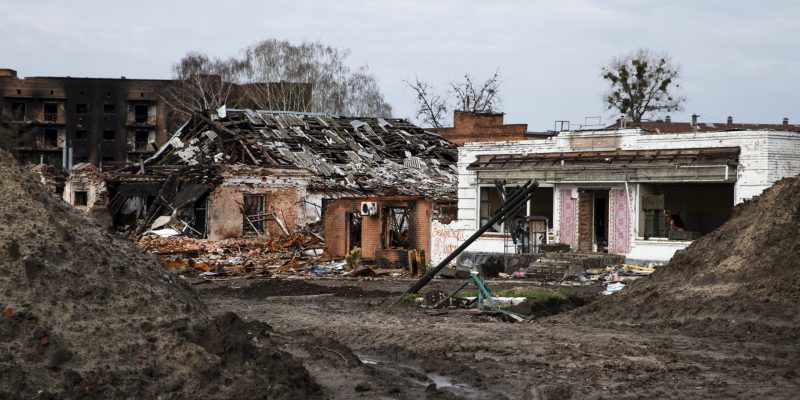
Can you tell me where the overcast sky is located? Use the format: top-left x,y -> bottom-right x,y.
2,0 -> 798,130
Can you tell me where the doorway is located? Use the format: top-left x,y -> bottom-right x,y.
346,211 -> 362,253
577,190 -> 609,253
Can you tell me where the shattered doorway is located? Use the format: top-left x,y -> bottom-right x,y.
346,212 -> 362,253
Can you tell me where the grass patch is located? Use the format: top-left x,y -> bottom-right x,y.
401,292 -> 423,301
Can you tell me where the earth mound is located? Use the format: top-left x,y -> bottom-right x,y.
567,176 -> 800,341
0,149 -> 320,399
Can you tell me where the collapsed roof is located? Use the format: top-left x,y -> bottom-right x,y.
139,109 -> 459,200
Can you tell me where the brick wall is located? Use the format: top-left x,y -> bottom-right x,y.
322,196 -> 433,265
435,111 -> 528,145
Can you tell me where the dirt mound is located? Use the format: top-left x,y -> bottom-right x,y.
0,150 -> 320,399
567,176 -> 800,340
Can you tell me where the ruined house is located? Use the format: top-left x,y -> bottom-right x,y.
440,116 -> 800,264
81,109 -> 457,264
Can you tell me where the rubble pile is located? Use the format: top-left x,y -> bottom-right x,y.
569,176 -> 800,340
137,231 -> 325,276
0,149 -> 320,398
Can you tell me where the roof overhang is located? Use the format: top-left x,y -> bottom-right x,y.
468,147 -> 740,183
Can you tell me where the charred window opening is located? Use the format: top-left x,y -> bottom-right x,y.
11,102 -> 25,121
134,105 -> 148,123
192,196 -> 209,238
44,129 -> 58,148
74,191 -> 88,206
103,130 -> 116,141
134,129 -> 149,150
76,104 -> 89,114
384,207 -> 411,249
242,194 -> 265,236
75,129 -> 88,140
103,104 -> 115,114
102,155 -> 115,162
44,103 -> 58,122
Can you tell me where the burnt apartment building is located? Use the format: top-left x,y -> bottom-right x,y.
0,68 -> 172,169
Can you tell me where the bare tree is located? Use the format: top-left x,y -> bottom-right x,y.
602,48 -> 685,123
450,69 -> 502,113
404,76 -> 449,128
241,39 -> 392,116
406,69 -> 503,128
162,52 -> 245,121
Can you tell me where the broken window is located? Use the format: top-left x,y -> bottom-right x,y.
134,129 -> 149,150
192,196 -> 209,238
242,194 -> 265,236
44,129 -> 58,148
76,104 -> 88,114
479,187 -> 504,233
44,103 -> 58,122
103,104 -> 115,114
74,191 -> 88,206
134,104 -> 148,123
11,102 -> 25,121
103,130 -> 116,141
384,207 -> 411,249
639,183 -> 734,240
75,129 -> 88,140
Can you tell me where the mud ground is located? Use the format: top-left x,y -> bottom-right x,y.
199,278 -> 800,399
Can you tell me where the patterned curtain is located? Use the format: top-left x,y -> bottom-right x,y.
558,188 -> 578,248
608,188 -> 631,254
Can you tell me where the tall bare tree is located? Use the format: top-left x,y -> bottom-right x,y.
602,48 -> 685,123
405,69 -> 503,128
162,52 -> 245,122
240,39 -> 392,116
450,69 -> 502,113
404,76 -> 448,128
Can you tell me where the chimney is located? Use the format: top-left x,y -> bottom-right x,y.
783,117 -> 789,126
691,114 -> 699,133
727,116 -> 733,125
665,115 -> 671,124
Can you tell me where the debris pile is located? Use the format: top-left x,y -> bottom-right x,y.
568,176 -> 800,340
137,230 -> 325,276
0,149 -> 320,398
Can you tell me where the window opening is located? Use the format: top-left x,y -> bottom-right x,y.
74,191 -> 88,206
11,102 -> 25,121
384,207 -> 411,249
242,194 -> 265,236
44,129 -> 58,148
44,103 -> 58,122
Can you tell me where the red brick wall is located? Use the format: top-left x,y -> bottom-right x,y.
434,111 -> 528,145
207,185 -> 302,240
322,196 -> 432,265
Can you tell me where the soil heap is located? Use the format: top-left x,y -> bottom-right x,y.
568,176 -> 800,341
0,149 -> 320,399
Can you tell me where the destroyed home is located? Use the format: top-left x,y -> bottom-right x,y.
80,109 -> 458,265
442,116 -> 800,264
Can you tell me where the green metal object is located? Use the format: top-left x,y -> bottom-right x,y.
468,270 -> 527,321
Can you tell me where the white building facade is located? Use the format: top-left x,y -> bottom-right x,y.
430,128 -> 800,264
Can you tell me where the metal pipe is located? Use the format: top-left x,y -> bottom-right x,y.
402,180 -> 539,296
